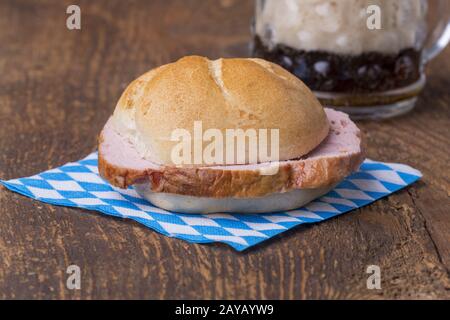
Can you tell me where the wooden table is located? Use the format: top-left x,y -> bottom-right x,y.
0,0 -> 449,300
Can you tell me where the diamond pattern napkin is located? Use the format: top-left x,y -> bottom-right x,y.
0,152 -> 421,251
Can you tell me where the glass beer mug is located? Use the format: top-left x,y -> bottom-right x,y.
252,0 -> 450,119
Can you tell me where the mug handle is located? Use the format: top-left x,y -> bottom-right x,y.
422,1 -> 450,63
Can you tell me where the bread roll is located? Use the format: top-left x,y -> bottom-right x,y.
98,56 -> 364,213
111,56 -> 329,166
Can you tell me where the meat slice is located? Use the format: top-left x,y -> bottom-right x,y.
98,108 -> 364,198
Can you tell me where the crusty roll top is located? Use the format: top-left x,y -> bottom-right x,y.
111,56 -> 330,166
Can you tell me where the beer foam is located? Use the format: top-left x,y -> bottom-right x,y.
255,0 -> 428,55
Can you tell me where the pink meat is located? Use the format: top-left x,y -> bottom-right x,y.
100,108 -> 361,171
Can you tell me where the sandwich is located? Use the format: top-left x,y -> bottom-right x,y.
98,56 -> 364,213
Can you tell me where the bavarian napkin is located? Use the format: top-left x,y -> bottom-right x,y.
0,152 -> 421,251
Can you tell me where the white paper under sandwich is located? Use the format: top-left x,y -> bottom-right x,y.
1,153 -> 422,251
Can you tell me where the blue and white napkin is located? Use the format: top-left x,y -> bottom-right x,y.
0,152 -> 421,251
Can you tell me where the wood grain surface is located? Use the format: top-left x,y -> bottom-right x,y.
0,0 -> 449,299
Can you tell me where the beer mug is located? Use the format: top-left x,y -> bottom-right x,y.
252,0 -> 450,119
